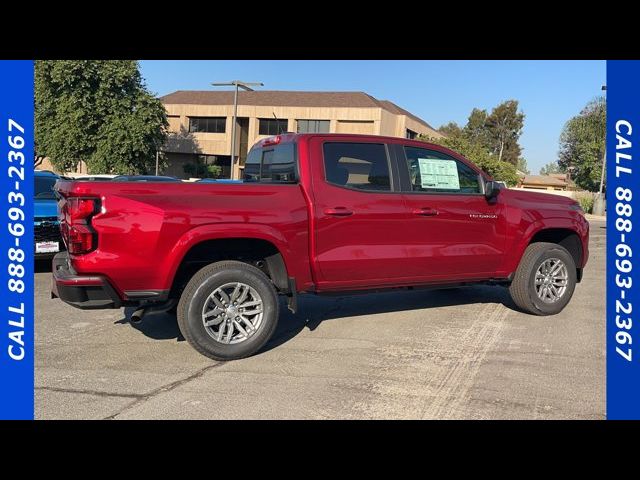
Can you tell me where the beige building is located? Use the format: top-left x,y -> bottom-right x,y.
518,173 -> 575,191
161,90 -> 443,179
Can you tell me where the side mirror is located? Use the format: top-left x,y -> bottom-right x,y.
484,180 -> 502,200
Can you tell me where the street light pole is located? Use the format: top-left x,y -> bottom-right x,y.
230,83 -> 239,180
212,80 -> 263,179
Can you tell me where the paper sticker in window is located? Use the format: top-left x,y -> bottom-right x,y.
417,158 -> 460,190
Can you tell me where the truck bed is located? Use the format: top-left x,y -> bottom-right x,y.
55,180 -> 313,296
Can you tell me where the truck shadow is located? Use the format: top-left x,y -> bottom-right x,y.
263,285 -> 517,353
117,308 -> 185,341
35,259 -> 53,273
118,285 -> 519,352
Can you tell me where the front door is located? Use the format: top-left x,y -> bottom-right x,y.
310,139 -> 409,289
397,144 -> 506,280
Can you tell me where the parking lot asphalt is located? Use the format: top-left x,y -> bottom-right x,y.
35,219 -> 606,419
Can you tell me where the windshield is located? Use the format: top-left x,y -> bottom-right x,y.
35,176 -> 57,200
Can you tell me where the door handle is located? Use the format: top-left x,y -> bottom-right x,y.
324,207 -> 354,217
412,207 -> 438,216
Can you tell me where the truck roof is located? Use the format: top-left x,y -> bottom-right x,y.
253,132 -> 443,149
251,132 -> 491,181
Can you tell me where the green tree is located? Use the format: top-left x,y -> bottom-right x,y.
485,100 -> 525,165
35,60 -> 168,174
439,121 -> 463,137
516,157 -> 530,174
184,158 -> 222,178
539,161 -> 561,175
426,100 -> 526,186
558,96 -> 606,191
463,108 -> 491,148
425,134 -> 520,187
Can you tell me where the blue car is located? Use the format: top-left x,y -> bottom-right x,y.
34,171 -> 64,258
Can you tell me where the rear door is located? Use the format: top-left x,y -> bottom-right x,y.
309,138 -> 409,288
394,143 -> 506,280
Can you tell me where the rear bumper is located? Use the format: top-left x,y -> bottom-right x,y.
51,252 -> 122,309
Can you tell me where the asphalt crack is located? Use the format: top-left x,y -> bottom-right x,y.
36,386 -> 143,399
101,362 -> 227,419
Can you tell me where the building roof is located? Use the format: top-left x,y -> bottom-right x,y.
549,172 -> 576,187
549,173 -> 567,180
376,100 -> 435,132
521,175 -> 567,187
160,90 -> 435,131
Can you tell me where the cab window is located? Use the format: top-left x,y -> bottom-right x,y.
323,142 -> 391,191
244,143 -> 297,183
404,146 -> 481,194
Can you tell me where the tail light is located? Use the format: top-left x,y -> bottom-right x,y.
59,197 -> 101,254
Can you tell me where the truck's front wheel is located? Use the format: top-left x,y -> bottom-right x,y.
509,242 -> 577,316
177,261 -> 279,361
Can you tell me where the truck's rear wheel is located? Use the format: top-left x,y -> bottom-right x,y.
177,260 -> 279,361
509,242 -> 577,316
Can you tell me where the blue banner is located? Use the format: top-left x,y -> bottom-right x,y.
0,61 -> 34,420
607,60 -> 640,419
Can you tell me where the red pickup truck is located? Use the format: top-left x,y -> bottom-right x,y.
52,133 -> 589,361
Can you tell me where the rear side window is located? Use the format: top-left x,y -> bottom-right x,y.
404,146 -> 481,194
323,142 -> 391,191
244,143 -> 297,183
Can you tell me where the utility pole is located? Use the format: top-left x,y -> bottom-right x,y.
155,149 -> 159,176
598,147 -> 606,195
593,85 -> 607,216
212,80 -> 263,179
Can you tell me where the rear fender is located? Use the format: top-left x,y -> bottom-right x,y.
163,223 -> 293,290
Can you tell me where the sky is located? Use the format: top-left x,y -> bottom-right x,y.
139,60 -> 605,174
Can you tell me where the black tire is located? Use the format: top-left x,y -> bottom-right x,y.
509,242 -> 577,316
177,260 -> 279,361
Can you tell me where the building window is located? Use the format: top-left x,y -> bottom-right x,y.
406,129 -> 418,139
297,119 -> 330,133
259,118 -> 288,136
189,117 -> 226,133
244,144 -> 297,183
323,142 -> 391,192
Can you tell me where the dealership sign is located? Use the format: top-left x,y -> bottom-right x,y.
0,61 -> 34,420
607,60 -> 640,419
